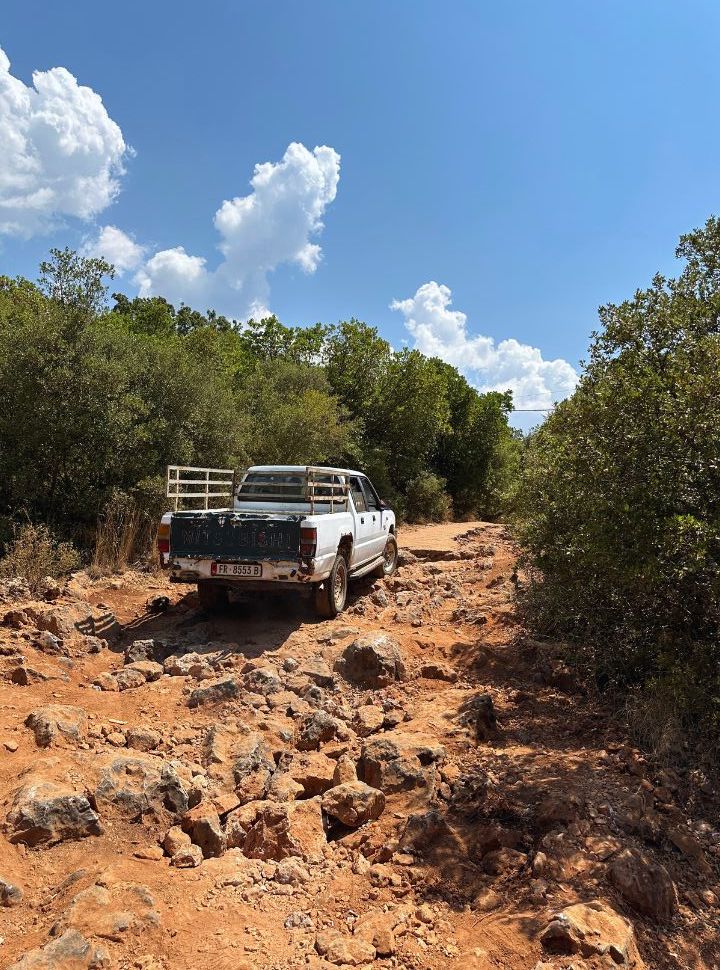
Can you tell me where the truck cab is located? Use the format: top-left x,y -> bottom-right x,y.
159,465 -> 398,618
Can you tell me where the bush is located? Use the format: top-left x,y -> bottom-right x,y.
0,254 -> 521,550
0,522 -> 80,592
404,472 -> 452,523
515,217 -> 720,763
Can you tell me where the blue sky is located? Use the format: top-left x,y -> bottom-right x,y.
2,1 -> 720,418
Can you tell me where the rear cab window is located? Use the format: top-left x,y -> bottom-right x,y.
238,472 -> 343,503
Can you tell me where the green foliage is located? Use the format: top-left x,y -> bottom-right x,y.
0,275 -> 244,535
515,216 -> 720,758
0,522 -> 80,592
237,358 -> 357,465
404,472 -> 452,523
0,251 -> 520,559
325,319 -> 391,420
39,247 -> 114,321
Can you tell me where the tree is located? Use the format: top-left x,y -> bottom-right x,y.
325,320 -> 392,421
367,349 -> 450,486
0,249 -> 520,551
240,316 -> 327,364
431,360 -> 517,517
515,216 -> 720,753
237,358 -> 357,465
39,247 -> 113,321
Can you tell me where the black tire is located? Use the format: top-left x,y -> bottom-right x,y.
372,534 -> 399,578
314,553 -> 348,618
197,580 -> 229,611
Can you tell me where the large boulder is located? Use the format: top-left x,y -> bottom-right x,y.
125,660 -> 163,682
25,705 -> 87,748
300,657 -> 335,688
51,882 -> 160,943
244,665 -> 283,695
353,911 -> 398,958
322,782 -> 385,827
354,705 -> 385,737
164,652 -> 215,679
126,726 -> 162,752
94,668 -> 146,692
7,929 -> 109,969
232,733 -> 276,802
289,752 -> 337,797
187,677 -> 239,707
398,810 -> 449,851
6,781 -> 103,847
181,804 -> 226,858
27,604 -> 94,639
327,938 -> 377,966
94,754 -> 189,820
541,900 -> 643,967
225,801 -> 269,851
124,638 -> 172,664
340,633 -> 406,688
609,848 -> 678,922
295,710 -> 340,751
359,732 -> 445,794
243,798 -> 326,863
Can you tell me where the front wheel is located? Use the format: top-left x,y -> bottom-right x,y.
197,580 -> 229,611
372,535 -> 398,578
314,554 -> 348,618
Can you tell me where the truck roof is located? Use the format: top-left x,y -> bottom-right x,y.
246,465 -> 365,477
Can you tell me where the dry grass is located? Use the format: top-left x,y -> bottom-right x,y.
0,522 -> 80,593
91,492 -> 160,576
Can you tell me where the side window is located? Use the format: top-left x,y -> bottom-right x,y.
349,477 -> 367,513
360,477 -> 380,510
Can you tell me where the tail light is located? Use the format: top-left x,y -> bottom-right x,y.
300,527 -> 317,558
157,522 -> 170,556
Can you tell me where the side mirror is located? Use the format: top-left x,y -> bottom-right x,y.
379,499 -> 387,510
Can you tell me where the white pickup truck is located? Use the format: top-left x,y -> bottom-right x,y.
158,465 -> 398,617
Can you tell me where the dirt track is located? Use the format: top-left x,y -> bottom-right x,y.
0,522 -> 718,969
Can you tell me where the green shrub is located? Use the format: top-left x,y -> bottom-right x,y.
515,217 -> 720,762
404,472 -> 452,523
0,522 -> 80,592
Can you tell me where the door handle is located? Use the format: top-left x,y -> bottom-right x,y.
360,517 -> 365,524
372,515 -> 376,522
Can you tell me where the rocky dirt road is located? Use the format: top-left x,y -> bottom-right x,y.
0,522 -> 718,969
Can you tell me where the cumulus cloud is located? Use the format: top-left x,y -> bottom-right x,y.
121,141 -> 339,319
82,225 -> 144,273
391,281 -> 578,410
0,47 -> 127,237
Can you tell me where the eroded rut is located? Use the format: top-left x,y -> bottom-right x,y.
0,522 -> 718,970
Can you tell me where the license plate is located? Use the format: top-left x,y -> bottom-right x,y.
211,562 -> 262,577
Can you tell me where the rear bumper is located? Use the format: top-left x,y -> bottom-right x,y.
169,554 -> 335,584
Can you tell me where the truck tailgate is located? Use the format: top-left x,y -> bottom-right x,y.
170,512 -> 301,561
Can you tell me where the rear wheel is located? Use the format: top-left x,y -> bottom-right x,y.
197,580 -> 229,611
314,553 -> 348,618
372,535 -> 398,578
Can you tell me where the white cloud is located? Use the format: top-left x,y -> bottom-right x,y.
127,141 -> 340,319
82,224 -> 144,273
0,47 -> 127,237
391,281 -> 578,410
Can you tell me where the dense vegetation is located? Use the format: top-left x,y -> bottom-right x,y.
0,249 -> 520,556
516,218 -> 720,760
